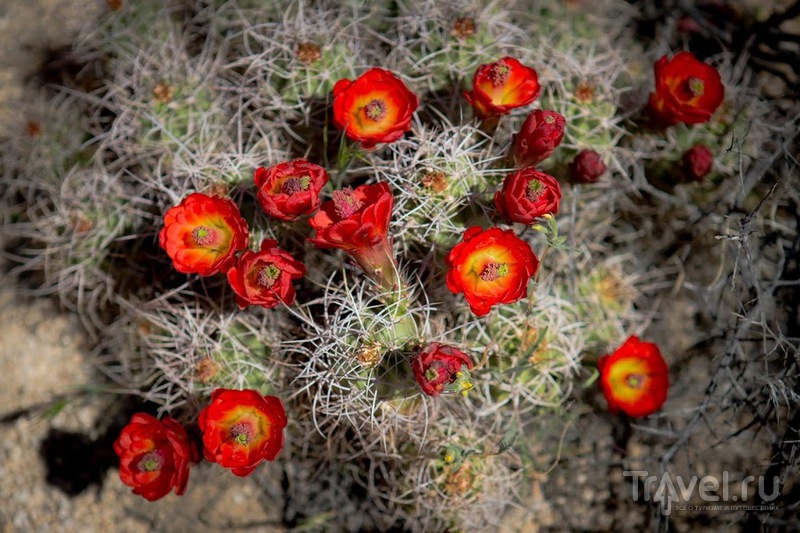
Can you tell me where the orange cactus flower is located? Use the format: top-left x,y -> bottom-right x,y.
464,57 -> 541,121
226,239 -> 306,309
412,342 -> 474,397
198,388 -> 288,477
648,51 -> 725,126
159,193 -> 249,276
113,413 -> 197,501
254,159 -> 329,221
494,168 -> 562,225
598,336 -> 670,418
446,226 -> 539,316
332,68 -> 419,149
309,182 -> 400,290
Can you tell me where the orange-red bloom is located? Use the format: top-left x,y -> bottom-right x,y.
113,413 -> 197,501
465,57 -> 540,121
598,336 -> 669,418
508,109 -> 566,168
198,388 -> 287,477
333,68 -> 419,149
159,193 -> 249,276
494,168 -> 562,224
648,51 -> 724,126
412,342 -> 473,396
254,159 -> 329,221
226,239 -> 306,309
309,182 -> 400,290
446,226 -> 539,317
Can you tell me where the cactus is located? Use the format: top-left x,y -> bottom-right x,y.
1,0 -> 795,530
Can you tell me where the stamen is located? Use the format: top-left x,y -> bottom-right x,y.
526,179 -> 544,201
687,77 -> 704,97
137,450 -> 164,473
332,188 -> 362,219
480,263 -> 509,281
257,264 -> 281,287
489,62 -> 510,87
230,422 -> 255,445
282,175 -> 310,194
192,226 -> 216,246
363,99 -> 387,121
626,374 -> 644,389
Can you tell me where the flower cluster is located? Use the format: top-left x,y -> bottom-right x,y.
114,389 -> 287,500
146,48 -> 692,510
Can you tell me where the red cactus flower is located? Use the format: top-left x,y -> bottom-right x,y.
598,336 -> 669,418
412,342 -> 474,396
254,159 -> 329,221
682,143 -> 714,181
446,226 -> 539,317
159,193 -> 249,276
570,149 -> 607,184
464,57 -> 541,122
494,168 -> 562,224
198,388 -> 288,477
113,413 -> 197,501
226,239 -> 306,309
332,68 -> 419,149
508,109 -> 566,168
648,51 -> 725,127
309,182 -> 400,290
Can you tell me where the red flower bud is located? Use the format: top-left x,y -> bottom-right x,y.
682,143 -> 714,181
648,52 -> 725,127
198,389 -> 287,477
159,193 -> 249,276
508,109 -> 566,167
333,68 -> 418,149
464,57 -> 540,121
113,413 -> 197,501
412,343 -> 473,396
494,168 -> 562,224
226,239 -> 306,309
598,336 -> 669,418
446,226 -> 539,317
254,159 -> 329,221
570,149 -> 606,184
